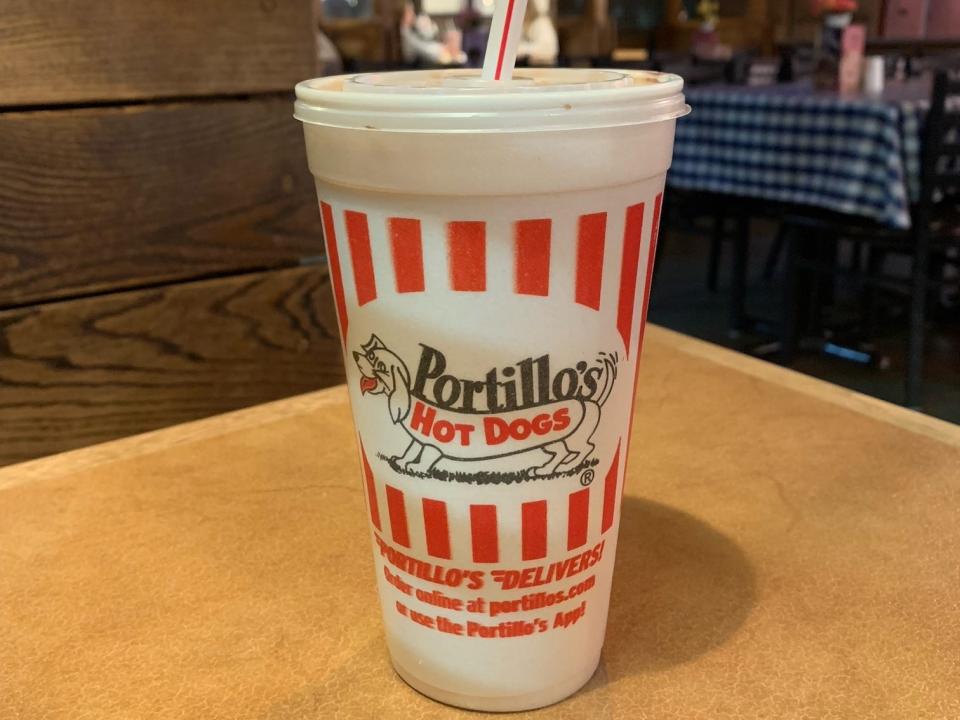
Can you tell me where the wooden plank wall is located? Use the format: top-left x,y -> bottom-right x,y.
0,2 -> 345,466
0,1 -> 316,105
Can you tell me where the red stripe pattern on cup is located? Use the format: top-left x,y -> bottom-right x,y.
616,202 -> 646,358
422,498 -> 452,559
319,202 -> 664,358
636,194 -> 663,359
385,485 -> 411,547
388,217 -> 426,293
575,212 -> 606,310
345,210 -> 378,306
514,219 -> 551,296
470,504 -> 500,562
601,441 -> 622,533
330,194 -> 667,564
521,500 -> 548,561
627,193 -> 664,451
320,201 -> 349,339
448,221 -> 487,292
567,487 -> 590,550
362,448 -> 624,563
360,442 -> 382,531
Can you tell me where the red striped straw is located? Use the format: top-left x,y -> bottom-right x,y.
481,0 -> 529,81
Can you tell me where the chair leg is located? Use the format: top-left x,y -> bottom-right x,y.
906,232 -> 929,409
763,222 -> 787,281
821,232 -> 840,310
729,211 -> 749,335
849,238 -> 865,272
707,210 -> 725,292
808,231 -> 838,337
781,224 -> 799,363
861,246 -> 885,339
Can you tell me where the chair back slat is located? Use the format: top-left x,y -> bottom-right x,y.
920,67 -> 960,208
945,67 -> 960,92
942,124 -> 960,150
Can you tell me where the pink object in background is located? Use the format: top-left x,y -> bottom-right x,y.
839,24 -> 866,94
925,0 -> 960,40
882,0 -> 928,39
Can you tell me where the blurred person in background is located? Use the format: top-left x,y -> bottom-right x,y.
516,0 -> 558,66
315,28 -> 344,75
457,1 -> 490,67
400,0 -> 466,66
312,1 -> 344,75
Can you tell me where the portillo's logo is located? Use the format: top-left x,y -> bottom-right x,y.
353,335 -> 617,483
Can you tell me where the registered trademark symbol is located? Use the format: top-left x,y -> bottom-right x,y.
580,469 -> 595,486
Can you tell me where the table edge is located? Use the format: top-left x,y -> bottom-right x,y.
0,386 -> 350,490
653,325 -> 960,448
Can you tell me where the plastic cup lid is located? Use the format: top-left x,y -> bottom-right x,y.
294,68 -> 688,133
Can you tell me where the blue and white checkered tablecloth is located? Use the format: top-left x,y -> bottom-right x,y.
668,80 -> 929,229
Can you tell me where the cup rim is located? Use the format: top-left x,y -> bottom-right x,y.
294,68 -> 688,133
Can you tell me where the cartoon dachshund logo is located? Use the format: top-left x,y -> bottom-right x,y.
354,335 -> 617,478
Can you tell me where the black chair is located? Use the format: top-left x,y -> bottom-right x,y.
779,68 -> 960,408
776,43 -> 815,83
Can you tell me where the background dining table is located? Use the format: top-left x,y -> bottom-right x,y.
669,76 -> 931,229
2,326 -> 958,719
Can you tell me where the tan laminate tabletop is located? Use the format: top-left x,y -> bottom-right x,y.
2,326 -> 958,719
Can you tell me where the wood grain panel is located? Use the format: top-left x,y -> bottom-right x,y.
0,0 -> 315,106
0,98 -> 323,307
0,265 -> 345,466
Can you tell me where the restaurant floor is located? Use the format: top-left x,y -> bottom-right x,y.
648,221 -> 960,425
